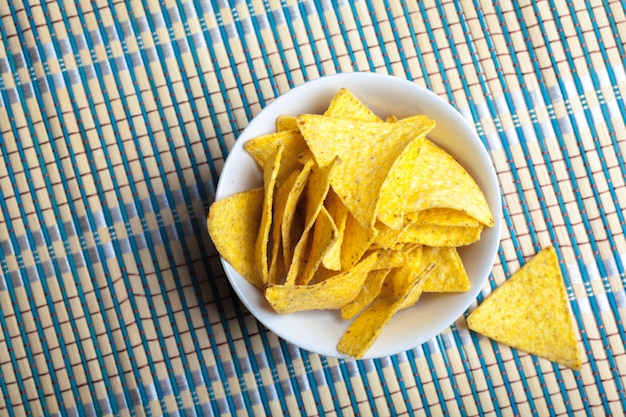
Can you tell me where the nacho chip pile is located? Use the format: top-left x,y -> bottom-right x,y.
208,88 -> 494,358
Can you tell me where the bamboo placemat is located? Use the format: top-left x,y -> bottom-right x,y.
1,0 -> 625,415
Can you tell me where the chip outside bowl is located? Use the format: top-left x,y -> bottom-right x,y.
215,72 -> 502,359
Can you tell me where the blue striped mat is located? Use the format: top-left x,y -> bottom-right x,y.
1,0 -> 625,415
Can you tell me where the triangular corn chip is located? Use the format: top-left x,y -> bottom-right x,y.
422,246 -> 470,292
297,115 -> 435,228
276,115 -> 298,132
321,188 -> 350,270
337,262 -> 433,359
340,211 -> 377,270
398,223 -> 483,247
324,87 -> 382,122
281,158 -> 315,271
405,138 -> 494,227
255,145 -> 284,285
341,269 -> 391,320
298,206 -> 339,285
405,208 -> 480,228
207,188 -> 264,288
244,130 -> 309,186
266,252 -> 379,314
376,126 -> 433,230
285,158 -> 338,285
467,246 -> 581,370
268,170 -> 300,285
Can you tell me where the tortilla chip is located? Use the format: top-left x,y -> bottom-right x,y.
281,158 -> 315,271
276,115 -> 298,132
405,208 -> 480,228
268,170 -> 300,285
337,262 -> 432,359
244,130 -> 309,185
254,145 -> 284,284
370,248 -> 411,270
405,138 -> 494,227
266,252 -> 379,314
297,115 -> 436,228
341,269 -> 391,320
466,246 -> 582,370
324,88 -> 382,122
299,206 -> 339,285
398,223 -> 483,247
322,188 -> 350,270
422,246 -> 470,292
207,188 -> 264,288
340,211 -> 377,270
285,158 -> 338,285
377,124 -> 435,230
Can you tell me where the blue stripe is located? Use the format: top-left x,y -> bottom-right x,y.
362,0 -> 394,75
1,11 -> 95,415
127,4 -> 253,414
277,1 -> 312,83
208,1 -> 255,122
434,334 -> 469,416
327,2 -> 361,72
299,350 -> 327,416
417,3 -> 532,415
0,265 -> 33,415
318,356 -> 343,415
422,341 -> 450,415
95,3 -> 208,414
139,2 -> 294,412
507,3 -> 621,415
344,0 -> 377,72
309,1 -> 342,73
404,347 -> 432,415
190,0 -> 239,160
295,1 -> 329,75
448,324 -> 486,416
239,2 -> 284,95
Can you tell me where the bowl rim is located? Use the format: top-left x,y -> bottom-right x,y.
214,72 -> 502,359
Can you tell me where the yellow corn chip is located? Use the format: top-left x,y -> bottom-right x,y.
405,208 -> 480,228
324,88 -> 382,122
299,206 -> 339,285
405,138 -> 494,227
297,115 -> 435,228
276,115 -> 298,132
466,246 -> 581,370
255,145 -> 284,285
341,269 -> 391,320
398,223 -> 484,247
371,221 -> 405,250
377,126 -> 434,231
422,246 -> 470,292
340,211 -> 377,270
282,158 -> 315,270
266,252 -> 379,314
207,187 -> 264,288
368,248 -> 411,270
385,115 -> 398,123
244,130 -> 309,185
379,247 -> 424,299
321,188 -> 349,270
285,158 -> 338,285
337,262 -> 432,359
268,170 -> 300,285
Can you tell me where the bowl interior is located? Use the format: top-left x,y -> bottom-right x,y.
216,72 -> 502,359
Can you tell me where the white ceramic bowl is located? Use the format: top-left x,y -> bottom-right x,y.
215,72 -> 502,359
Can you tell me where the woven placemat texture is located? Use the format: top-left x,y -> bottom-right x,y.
1,0 -> 625,415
